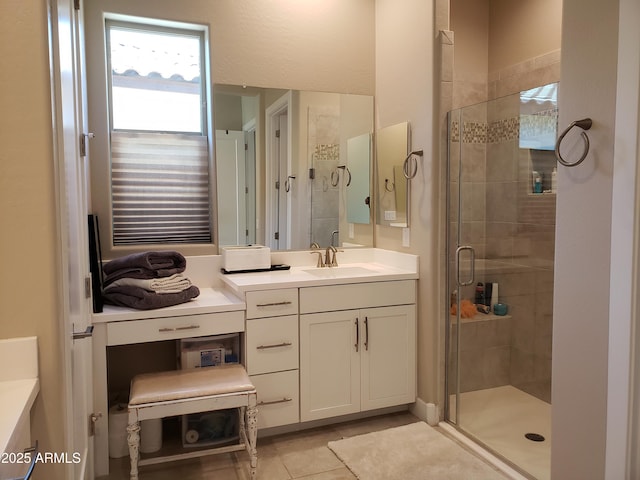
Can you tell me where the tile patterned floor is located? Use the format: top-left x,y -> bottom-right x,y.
101,411 -> 419,480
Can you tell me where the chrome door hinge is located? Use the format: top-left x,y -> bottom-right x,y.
275,129 -> 280,138
274,232 -> 279,240
85,276 -> 92,298
89,412 -> 103,436
74,0 -> 80,10
79,132 -> 95,157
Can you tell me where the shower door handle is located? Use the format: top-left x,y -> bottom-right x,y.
455,245 -> 475,286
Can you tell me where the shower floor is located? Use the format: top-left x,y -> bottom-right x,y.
452,385 -> 551,480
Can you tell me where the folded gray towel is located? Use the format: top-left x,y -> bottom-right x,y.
102,284 -> 200,310
103,251 -> 186,287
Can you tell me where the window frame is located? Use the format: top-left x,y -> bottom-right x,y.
87,14 -> 218,259
105,20 -> 208,135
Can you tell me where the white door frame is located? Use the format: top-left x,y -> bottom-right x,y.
216,129 -> 247,246
606,0 -> 640,477
49,0 -> 93,477
244,118 -> 257,245
265,91 -> 293,250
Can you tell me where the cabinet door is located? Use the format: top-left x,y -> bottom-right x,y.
360,305 -> 416,411
300,310 -> 361,421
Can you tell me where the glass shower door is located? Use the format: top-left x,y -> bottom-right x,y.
445,84 -> 557,480
445,99 -> 489,426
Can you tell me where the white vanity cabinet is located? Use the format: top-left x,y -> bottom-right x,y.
245,288 -> 300,428
299,280 -> 416,422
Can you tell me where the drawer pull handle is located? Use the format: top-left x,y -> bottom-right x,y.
256,301 -> 293,307
256,342 -> 293,350
158,325 -> 200,333
258,397 -> 293,406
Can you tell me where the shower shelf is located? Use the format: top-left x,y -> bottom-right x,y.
450,313 -> 512,324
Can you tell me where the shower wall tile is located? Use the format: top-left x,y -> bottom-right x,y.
453,79 -> 488,110
482,346 -> 511,388
485,181 -> 518,223
460,143 -> 486,181
441,41 -> 454,83
459,348 -> 484,392
461,182 -> 486,222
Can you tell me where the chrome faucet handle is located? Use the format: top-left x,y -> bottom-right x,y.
326,245 -> 339,267
311,250 -> 325,268
331,247 -> 343,267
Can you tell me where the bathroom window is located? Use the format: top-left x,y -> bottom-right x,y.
106,21 -> 212,245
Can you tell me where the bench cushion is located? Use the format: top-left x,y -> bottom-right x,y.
129,364 -> 255,406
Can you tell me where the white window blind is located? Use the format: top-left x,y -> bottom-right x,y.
111,131 -> 211,245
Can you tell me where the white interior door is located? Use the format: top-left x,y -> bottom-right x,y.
216,130 -> 247,246
245,128 -> 257,244
265,91 -> 292,250
277,113 -> 290,249
51,0 -> 93,478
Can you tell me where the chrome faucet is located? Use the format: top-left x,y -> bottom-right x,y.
310,248 -> 325,267
330,230 -> 339,247
325,245 -> 338,267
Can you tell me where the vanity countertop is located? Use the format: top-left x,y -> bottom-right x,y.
92,287 -> 245,323
0,337 -> 39,455
0,378 -> 39,454
221,261 -> 419,294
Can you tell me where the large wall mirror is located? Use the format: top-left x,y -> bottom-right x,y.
376,122 -> 410,228
214,84 -> 374,251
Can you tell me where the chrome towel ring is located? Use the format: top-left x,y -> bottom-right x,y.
285,175 -> 296,192
403,149 -> 424,179
555,118 -> 592,167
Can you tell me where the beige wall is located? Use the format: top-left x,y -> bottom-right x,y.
375,0 -> 438,406
0,0 -> 67,478
489,0 -> 562,74
552,0 -> 619,477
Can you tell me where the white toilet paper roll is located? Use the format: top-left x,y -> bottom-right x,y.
108,404 -> 129,459
140,418 -> 163,453
185,429 -> 199,444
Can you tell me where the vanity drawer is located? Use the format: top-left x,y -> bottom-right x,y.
250,370 -> 299,429
246,315 -> 298,375
106,311 -> 245,346
246,288 -> 298,319
300,280 -> 416,314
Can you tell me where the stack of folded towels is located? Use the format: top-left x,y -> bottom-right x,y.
101,250 -> 200,310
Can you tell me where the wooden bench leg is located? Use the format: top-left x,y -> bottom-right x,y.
246,403 -> 258,479
127,414 -> 141,480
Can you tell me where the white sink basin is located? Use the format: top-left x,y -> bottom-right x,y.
303,266 -> 376,277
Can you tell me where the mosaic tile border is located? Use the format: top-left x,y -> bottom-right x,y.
449,108 -> 558,145
313,143 -> 340,161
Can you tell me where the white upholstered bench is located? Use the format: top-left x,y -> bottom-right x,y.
126,364 -> 258,479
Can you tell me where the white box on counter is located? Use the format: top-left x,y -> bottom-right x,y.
221,245 -> 271,272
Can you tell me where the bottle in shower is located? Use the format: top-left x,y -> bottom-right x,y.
474,282 -> 484,305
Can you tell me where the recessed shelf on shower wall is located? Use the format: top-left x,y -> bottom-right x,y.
529,149 -> 557,194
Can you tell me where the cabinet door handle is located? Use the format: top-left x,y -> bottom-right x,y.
258,397 -> 293,406
158,325 -> 200,333
256,301 -> 292,307
355,318 -> 359,352
364,317 -> 369,351
256,342 -> 292,350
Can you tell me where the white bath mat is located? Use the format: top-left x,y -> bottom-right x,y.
328,421 -> 506,479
